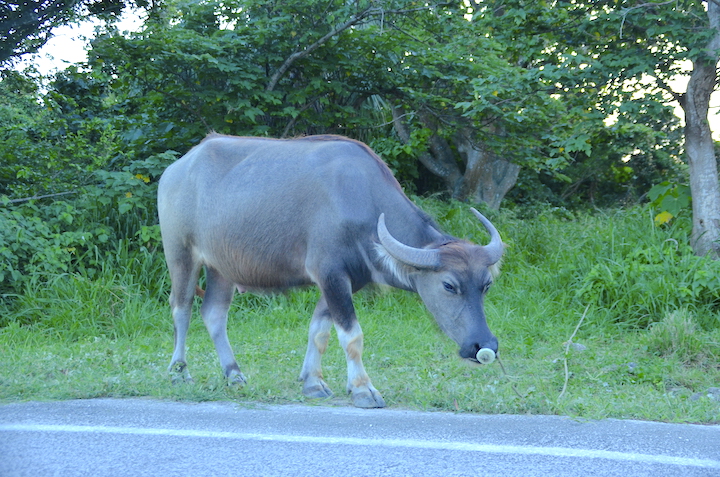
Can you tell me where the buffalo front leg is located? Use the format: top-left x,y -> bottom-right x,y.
335,320 -> 386,408
201,267 -> 246,385
299,298 -> 334,399
319,273 -> 385,408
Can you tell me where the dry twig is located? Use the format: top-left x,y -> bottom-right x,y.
496,355 -> 524,400
557,305 -> 590,401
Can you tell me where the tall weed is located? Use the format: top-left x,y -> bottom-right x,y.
643,309 -> 720,366
5,243 -> 167,339
574,210 -> 720,329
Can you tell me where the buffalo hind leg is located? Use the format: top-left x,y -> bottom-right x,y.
299,297 -> 334,399
169,303 -> 194,384
167,256 -> 201,384
202,267 -> 246,385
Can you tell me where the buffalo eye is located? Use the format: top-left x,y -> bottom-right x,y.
443,281 -> 458,294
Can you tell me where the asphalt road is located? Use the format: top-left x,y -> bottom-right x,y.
1,398 -> 719,476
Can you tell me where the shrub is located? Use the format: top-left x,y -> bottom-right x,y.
576,223 -> 720,329
0,151 -> 177,301
0,200 -> 104,292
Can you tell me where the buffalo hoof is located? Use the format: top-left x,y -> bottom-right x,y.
169,361 -> 193,384
227,370 -> 247,386
351,388 -> 386,409
302,379 -> 334,399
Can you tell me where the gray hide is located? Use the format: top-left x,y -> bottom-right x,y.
158,133 -> 504,408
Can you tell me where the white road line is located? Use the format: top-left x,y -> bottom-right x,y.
2,423 -> 719,470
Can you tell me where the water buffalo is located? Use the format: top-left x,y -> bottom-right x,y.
158,133 -> 504,408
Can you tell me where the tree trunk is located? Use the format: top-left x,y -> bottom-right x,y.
681,1 -> 720,258
391,108 -> 519,209
391,106 -> 462,192
455,135 -> 519,210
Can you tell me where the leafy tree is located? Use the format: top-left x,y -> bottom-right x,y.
84,0 -> 621,207
84,0 -> 407,155
328,2 -> 598,207
0,70 -> 44,194
27,0 -> 688,213
444,1 -> 685,209
0,67 -> 125,198
357,1 -> 682,208
561,0 -> 720,257
458,0 -> 716,253
0,0 -> 138,65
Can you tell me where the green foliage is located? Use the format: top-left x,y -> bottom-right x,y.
369,126 -> 429,188
648,181 -> 692,225
85,0 -> 402,155
2,0 -> 82,64
87,151 -> 176,219
7,242 -> 167,339
0,150 -> 175,298
576,214 -> 720,329
467,1 -> 687,208
0,199 -> 89,287
643,309 -> 718,366
6,0 -> 691,207
1,0 -> 143,65
456,63 -> 581,171
0,68 -> 127,198
0,68 -> 178,299
2,202 -> 719,422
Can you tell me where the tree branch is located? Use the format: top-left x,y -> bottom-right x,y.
265,6 -> 380,92
391,105 -> 461,189
653,75 -> 684,103
265,3 -> 452,92
3,190 -> 77,205
280,97 -> 322,138
618,0 -> 678,38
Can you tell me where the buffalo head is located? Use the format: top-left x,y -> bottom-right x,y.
377,209 -> 503,362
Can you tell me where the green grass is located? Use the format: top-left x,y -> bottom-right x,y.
1,202 -> 719,423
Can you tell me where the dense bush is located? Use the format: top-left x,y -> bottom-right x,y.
0,152 -> 177,300
0,199 -> 90,286
577,237 -> 720,329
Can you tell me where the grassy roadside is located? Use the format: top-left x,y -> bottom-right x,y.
1,202 -> 719,423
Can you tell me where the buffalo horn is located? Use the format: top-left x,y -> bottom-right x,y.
471,208 -> 503,265
377,213 -> 441,269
